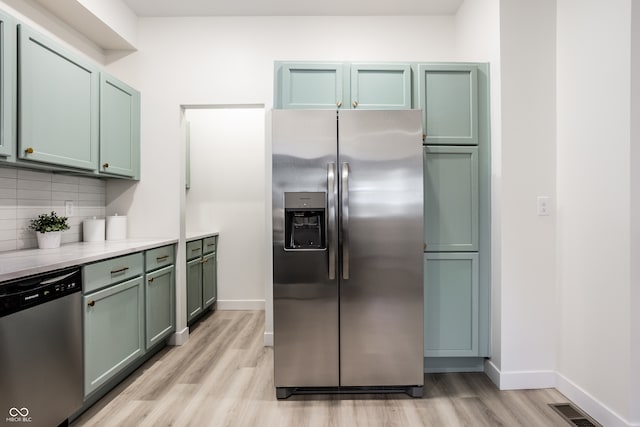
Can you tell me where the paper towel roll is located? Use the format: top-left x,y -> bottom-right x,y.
106,215 -> 127,241
83,217 -> 105,242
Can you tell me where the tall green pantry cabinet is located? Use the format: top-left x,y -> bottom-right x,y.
274,61 -> 491,372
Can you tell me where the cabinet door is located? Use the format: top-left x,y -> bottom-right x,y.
145,265 -> 175,349
424,253 -> 479,357
281,63 -> 346,109
99,73 -> 140,178
0,11 -> 15,159
202,252 -> 217,309
424,146 -> 478,252
186,257 -> 203,323
84,276 -> 144,396
350,63 -> 411,109
417,64 -> 478,145
18,25 -> 99,170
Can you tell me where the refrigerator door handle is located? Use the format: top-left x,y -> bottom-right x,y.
341,162 -> 350,279
327,162 -> 336,280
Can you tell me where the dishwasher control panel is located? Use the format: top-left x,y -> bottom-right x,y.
0,268 -> 81,317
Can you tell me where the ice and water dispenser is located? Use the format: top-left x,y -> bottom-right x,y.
284,192 -> 326,250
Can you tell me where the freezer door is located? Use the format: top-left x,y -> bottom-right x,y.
338,110 -> 424,387
272,110 -> 339,388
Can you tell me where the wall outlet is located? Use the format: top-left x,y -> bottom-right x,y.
537,196 -> 550,216
64,200 -> 74,217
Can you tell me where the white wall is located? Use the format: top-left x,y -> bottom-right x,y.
631,3 -> 640,422
557,0 -> 634,425
185,108 -> 266,309
0,0 -> 104,63
494,0 -> 557,388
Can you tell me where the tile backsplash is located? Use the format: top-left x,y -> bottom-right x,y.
0,166 -> 107,252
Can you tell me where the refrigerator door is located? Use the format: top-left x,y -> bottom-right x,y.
338,110 -> 424,387
272,110 -> 340,388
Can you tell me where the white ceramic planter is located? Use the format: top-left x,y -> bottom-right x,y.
36,231 -> 62,249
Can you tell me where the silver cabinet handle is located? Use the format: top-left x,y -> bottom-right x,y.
327,162 -> 336,280
110,267 -> 129,275
341,162 -> 350,280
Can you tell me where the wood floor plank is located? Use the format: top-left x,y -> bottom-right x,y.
72,310 -> 585,427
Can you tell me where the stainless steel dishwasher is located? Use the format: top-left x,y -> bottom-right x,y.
0,267 -> 83,427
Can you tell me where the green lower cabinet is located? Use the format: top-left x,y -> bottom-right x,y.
186,257 -> 203,323
84,276 -> 144,397
350,63 -> 412,109
202,252 -> 217,308
145,265 -> 175,350
424,252 -> 479,357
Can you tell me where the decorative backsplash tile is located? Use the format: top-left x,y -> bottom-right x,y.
0,166 -> 107,252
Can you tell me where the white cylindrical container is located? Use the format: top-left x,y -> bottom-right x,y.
106,214 -> 127,240
83,217 -> 105,242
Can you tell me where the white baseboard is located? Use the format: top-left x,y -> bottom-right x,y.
556,372 -> 637,427
168,327 -> 189,346
484,361 -> 638,427
217,299 -> 265,310
264,331 -> 273,347
484,359 -> 501,387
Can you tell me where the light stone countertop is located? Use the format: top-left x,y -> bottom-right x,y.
186,231 -> 219,242
0,238 -> 178,283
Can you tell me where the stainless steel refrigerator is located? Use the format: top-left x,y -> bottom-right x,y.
272,109 -> 424,399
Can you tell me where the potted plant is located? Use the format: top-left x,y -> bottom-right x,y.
29,211 -> 70,249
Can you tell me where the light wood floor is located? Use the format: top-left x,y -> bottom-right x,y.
72,310 -> 573,427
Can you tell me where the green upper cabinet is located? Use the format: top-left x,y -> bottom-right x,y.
350,63 -> 411,110
424,145 -> 479,252
0,11 -> 15,159
99,73 -> 140,179
18,25 -> 99,170
417,64 -> 478,145
278,62 -> 347,109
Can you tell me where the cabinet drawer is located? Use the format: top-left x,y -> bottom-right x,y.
145,245 -> 175,272
203,236 -> 217,254
83,252 -> 144,293
186,240 -> 203,260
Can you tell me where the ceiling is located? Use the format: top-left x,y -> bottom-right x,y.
121,0 -> 465,17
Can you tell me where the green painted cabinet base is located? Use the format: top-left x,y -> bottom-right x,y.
424,357 -> 485,373
187,257 -> 203,323
202,252 -> 217,308
145,265 -> 175,350
84,276 -> 144,397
